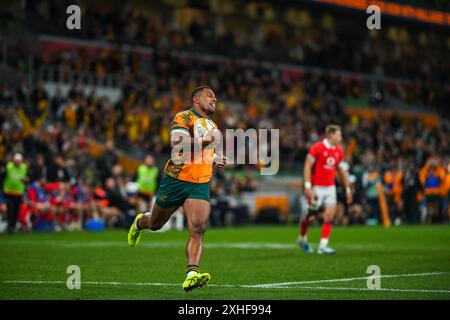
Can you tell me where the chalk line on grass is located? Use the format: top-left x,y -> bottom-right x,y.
3,271 -> 450,294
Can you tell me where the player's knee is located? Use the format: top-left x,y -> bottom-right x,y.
190,222 -> 207,235
323,209 -> 335,222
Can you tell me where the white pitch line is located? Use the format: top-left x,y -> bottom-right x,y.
3,281 -> 450,295
246,272 -> 450,288
3,271 -> 450,293
274,286 -> 450,294
2,280 -> 179,286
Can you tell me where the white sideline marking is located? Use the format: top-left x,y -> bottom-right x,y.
275,286 -> 450,294
3,272 -> 450,294
3,280 -> 177,286
246,272 -> 450,288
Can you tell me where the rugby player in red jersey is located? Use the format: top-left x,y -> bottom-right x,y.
298,125 -> 352,254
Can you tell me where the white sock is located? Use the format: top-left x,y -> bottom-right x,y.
298,235 -> 307,242
187,271 -> 198,278
319,238 -> 329,249
133,218 -> 141,231
134,213 -> 147,231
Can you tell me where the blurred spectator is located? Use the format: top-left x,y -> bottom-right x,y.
383,159 -> 403,225
3,153 -> 28,234
362,165 -> 381,225
419,158 -> 446,223
444,161 -> 450,221
104,177 -> 135,227
21,177 -> 51,230
46,154 -> 70,183
135,154 -> 159,212
95,140 -> 118,183
238,170 -> 257,192
28,153 -> 47,182
401,160 -> 422,224
93,181 -> 120,226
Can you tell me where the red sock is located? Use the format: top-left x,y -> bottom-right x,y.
58,212 -> 66,224
300,218 -> 309,237
321,221 -> 332,239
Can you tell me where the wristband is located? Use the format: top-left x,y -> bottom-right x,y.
346,187 -> 352,194
304,181 -> 312,189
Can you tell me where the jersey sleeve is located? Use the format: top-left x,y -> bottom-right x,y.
170,113 -> 191,136
308,143 -> 321,160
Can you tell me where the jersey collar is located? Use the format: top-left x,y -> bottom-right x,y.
323,138 -> 335,150
190,108 -> 208,119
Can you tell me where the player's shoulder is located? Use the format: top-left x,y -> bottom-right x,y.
310,141 -> 325,150
171,109 -> 196,129
174,109 -> 195,120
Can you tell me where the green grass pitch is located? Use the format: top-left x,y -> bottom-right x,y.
1,225 -> 449,300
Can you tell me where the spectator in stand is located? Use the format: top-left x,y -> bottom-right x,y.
443,160 -> 450,222
401,160 -> 422,224
104,177 -> 135,228
48,182 -> 74,231
3,153 -> 28,234
0,191 -> 6,218
93,181 -> 121,227
362,165 -> 381,225
135,154 -> 160,212
420,158 -> 446,223
21,177 -> 51,230
419,157 -> 445,222
383,159 -> 404,225
28,153 -> 47,182
46,154 -> 70,184
238,170 -> 257,192
95,140 -> 118,184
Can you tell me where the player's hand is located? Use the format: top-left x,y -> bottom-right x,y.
213,152 -> 227,168
346,191 -> 353,205
304,188 -> 314,200
203,128 -> 222,145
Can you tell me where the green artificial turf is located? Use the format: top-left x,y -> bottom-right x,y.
1,225 -> 449,300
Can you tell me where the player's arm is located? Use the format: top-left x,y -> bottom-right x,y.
212,151 -> 226,168
303,154 -> 315,199
170,128 -> 221,149
337,165 -> 353,204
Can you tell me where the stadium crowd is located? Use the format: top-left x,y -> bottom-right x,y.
3,0 -> 449,118
1,73 -> 449,233
1,0 -> 449,233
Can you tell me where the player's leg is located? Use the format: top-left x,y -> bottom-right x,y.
297,211 -> 317,253
181,198 -> 211,291
316,186 -> 337,254
298,187 -> 322,253
128,203 -> 178,247
137,204 -> 178,230
317,205 -> 336,254
128,174 -> 186,247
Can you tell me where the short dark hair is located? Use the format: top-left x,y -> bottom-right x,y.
325,124 -> 341,136
191,86 -> 211,102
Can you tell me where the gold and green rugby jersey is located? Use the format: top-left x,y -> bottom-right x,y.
164,108 -> 217,183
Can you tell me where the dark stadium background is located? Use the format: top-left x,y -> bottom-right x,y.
0,0 -> 449,231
